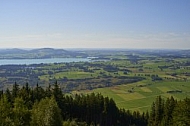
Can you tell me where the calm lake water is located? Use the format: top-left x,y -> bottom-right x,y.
0,58 -> 90,65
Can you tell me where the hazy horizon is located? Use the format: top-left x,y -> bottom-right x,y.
0,47 -> 188,52
1,0 -> 190,49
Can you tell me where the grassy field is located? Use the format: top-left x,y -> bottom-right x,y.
75,80 -> 190,113
63,57 -> 190,113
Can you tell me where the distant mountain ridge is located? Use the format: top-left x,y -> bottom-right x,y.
0,48 -> 85,59
0,48 -> 189,59
0,48 -> 27,54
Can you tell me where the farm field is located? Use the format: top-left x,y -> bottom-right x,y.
69,50 -> 190,112
1,49 -> 190,113
75,80 -> 190,112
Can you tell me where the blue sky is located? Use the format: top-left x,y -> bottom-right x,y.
0,0 -> 190,49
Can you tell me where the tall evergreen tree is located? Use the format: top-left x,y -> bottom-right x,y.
155,96 -> 164,125
45,84 -> 52,98
52,81 -> 65,117
5,88 -> 12,104
162,96 -> 176,126
148,102 -> 156,126
33,83 -> 45,101
19,83 -> 33,109
12,82 -> 20,99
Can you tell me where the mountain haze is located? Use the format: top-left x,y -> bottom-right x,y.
0,48 -> 85,59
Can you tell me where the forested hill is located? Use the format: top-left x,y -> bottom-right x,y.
0,48 -> 87,59
0,82 -> 189,126
1,48 -> 190,59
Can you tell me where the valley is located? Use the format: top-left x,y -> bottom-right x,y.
0,48 -> 190,112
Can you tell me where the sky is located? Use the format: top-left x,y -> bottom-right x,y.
0,0 -> 190,49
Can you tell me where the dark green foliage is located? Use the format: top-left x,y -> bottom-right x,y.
18,83 -> 33,109
149,96 -> 166,126
162,96 -> 176,126
0,90 -> 3,99
148,96 -> 190,126
0,82 -> 189,126
45,84 -> 52,97
155,96 -> 164,125
12,82 -> 19,99
5,88 -> 12,104
0,81 -> 148,126
148,102 -> 156,126
33,83 -> 46,102
52,81 -> 66,118
172,98 -> 190,126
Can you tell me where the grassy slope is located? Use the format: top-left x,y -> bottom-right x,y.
76,80 -> 190,113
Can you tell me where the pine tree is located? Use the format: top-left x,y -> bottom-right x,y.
5,88 -> 12,104
12,82 -> 20,99
155,96 -> 164,125
148,102 -> 156,126
45,84 -> 52,98
162,96 -> 176,126
52,81 -> 65,117
33,83 -> 45,101
19,83 -> 33,109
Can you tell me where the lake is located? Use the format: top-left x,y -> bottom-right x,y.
0,58 -> 91,65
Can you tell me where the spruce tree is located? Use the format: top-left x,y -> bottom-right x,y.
12,82 -> 19,99
52,81 -> 65,117
148,102 -> 156,126
155,96 -> 164,125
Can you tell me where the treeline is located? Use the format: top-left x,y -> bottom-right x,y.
0,82 -> 189,126
0,82 -> 147,126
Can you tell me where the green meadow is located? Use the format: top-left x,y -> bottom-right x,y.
69,56 -> 190,112
76,80 -> 190,112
